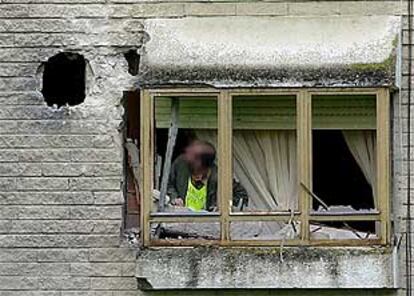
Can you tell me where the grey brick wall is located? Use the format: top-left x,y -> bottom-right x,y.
0,0 -> 408,295
0,0 -> 140,292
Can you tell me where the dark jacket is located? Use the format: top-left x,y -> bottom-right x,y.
167,155 -> 248,210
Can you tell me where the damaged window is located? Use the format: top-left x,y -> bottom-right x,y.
124,91 -> 141,231
138,89 -> 390,246
310,95 -> 380,240
152,96 -> 221,240
230,95 -> 299,241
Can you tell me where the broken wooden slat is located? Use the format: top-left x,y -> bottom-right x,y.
158,98 -> 179,212
300,182 -> 329,210
155,155 -> 162,190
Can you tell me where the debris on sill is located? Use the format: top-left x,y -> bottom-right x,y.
150,205 -> 377,241
154,216 -> 299,241
152,189 -> 170,209
316,205 -> 376,213
310,224 -> 376,240
124,227 -> 141,247
158,225 -> 219,240
125,139 -> 140,183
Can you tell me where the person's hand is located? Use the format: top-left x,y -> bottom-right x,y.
172,197 -> 184,207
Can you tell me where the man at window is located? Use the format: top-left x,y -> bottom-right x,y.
167,140 -> 248,211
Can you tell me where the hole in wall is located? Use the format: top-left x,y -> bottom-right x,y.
122,50 -> 141,232
41,52 -> 87,108
123,90 -> 141,231
124,49 -> 140,76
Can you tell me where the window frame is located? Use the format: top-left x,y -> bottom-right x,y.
140,88 -> 390,247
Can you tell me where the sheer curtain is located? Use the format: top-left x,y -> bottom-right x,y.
196,130 -> 298,238
196,130 -> 297,211
233,130 -> 298,211
342,130 -> 377,207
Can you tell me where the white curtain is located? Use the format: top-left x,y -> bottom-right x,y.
342,130 -> 377,207
196,130 -> 297,211
233,130 -> 298,211
196,130 -> 298,238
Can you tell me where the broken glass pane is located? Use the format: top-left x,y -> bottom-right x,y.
153,96 -> 220,214
230,221 -> 300,241
151,222 -> 220,241
310,221 -> 379,240
231,95 -> 298,213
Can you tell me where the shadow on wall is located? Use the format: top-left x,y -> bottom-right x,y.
144,290 -> 396,296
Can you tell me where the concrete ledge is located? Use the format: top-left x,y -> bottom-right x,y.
136,247 -> 395,290
140,16 -> 400,88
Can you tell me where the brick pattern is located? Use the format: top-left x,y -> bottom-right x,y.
0,0 -> 140,293
0,0 -> 408,295
397,9 -> 413,295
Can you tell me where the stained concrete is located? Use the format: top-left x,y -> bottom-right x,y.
136,247 -> 396,290
139,16 -> 400,88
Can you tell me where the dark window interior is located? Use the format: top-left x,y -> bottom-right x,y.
124,91 -> 140,230
312,130 -> 375,232
313,130 -> 374,210
42,52 -> 86,107
156,129 -> 196,163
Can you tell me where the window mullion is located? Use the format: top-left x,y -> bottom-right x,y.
298,90 -> 312,243
218,91 -> 232,243
140,90 -> 153,247
376,88 -> 390,245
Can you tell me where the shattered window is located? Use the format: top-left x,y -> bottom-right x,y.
139,89 -> 389,246
310,95 -> 379,241
230,95 -> 299,241
152,96 -> 220,241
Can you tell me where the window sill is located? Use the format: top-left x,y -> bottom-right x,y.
136,246 -> 396,290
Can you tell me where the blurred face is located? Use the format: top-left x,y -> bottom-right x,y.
184,141 -> 203,164
185,141 -> 216,174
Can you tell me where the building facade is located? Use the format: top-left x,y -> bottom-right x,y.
0,0 -> 411,295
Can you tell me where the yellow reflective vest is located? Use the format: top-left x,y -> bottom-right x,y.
185,178 -> 207,211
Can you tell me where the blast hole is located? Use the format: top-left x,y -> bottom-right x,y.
124,49 -> 140,76
42,52 -> 86,107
